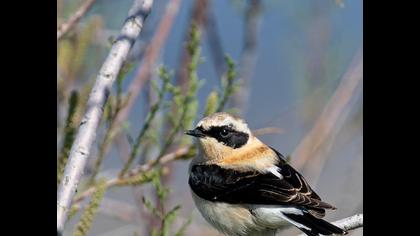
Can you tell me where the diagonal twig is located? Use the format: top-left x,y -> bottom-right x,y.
72,145 -> 192,205
57,0 -> 98,40
290,50 -> 363,170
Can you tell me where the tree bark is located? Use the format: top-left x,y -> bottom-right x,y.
56,0 -> 154,233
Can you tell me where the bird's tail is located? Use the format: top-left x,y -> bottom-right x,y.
282,211 -> 346,236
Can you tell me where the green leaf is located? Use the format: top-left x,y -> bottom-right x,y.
73,179 -> 107,236
161,205 -> 181,236
204,90 -> 219,116
174,214 -> 192,236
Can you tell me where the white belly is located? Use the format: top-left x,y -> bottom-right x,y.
191,192 -> 280,236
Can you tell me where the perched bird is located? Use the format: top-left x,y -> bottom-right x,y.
185,112 -> 345,236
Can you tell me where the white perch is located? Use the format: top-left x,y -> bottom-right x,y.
297,214 -> 363,236
56,0 -> 154,233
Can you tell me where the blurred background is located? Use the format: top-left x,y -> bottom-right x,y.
57,0 -> 362,235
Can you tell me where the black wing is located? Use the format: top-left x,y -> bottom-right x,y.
189,148 -> 335,217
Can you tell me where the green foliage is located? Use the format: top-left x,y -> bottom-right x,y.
149,30 -> 204,157
104,62 -> 133,124
204,90 -> 219,116
142,172 -> 191,236
173,214 -> 192,236
119,67 -> 172,177
115,169 -> 158,186
67,205 -> 81,221
117,62 -> 134,105
58,39 -> 74,79
161,205 -> 182,236
58,16 -> 102,81
57,91 -> 79,186
179,24 -> 203,144
73,16 -> 103,75
73,179 -> 107,236
217,54 -> 238,112
204,55 -> 239,117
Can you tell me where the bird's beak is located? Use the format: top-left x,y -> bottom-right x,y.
184,128 -> 205,138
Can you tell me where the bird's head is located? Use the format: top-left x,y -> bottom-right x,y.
185,112 -> 253,161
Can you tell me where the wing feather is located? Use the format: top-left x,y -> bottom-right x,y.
189,147 -> 336,218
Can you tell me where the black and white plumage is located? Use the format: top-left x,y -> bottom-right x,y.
185,112 -> 345,236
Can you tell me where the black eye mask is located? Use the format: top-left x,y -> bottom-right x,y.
198,125 -> 249,149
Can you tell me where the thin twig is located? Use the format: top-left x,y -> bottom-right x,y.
296,214 -> 363,236
252,127 -> 284,136
57,0 -> 97,40
290,50 -> 363,170
119,69 -> 170,177
56,0 -> 154,233
72,145 -> 192,204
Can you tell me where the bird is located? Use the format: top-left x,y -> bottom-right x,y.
185,112 -> 345,236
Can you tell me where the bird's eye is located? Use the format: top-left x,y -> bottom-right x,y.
220,129 -> 229,138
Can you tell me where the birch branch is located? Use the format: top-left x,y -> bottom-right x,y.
56,0 -> 154,233
85,0 -> 183,197
88,0 -> 183,176
297,214 -> 363,236
57,0 -> 97,40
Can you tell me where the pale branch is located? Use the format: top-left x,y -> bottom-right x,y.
56,0 -> 154,233
73,145 -> 192,204
252,127 -> 284,136
57,0 -> 97,40
290,50 -> 363,170
296,214 -> 363,236
99,0 -> 183,162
